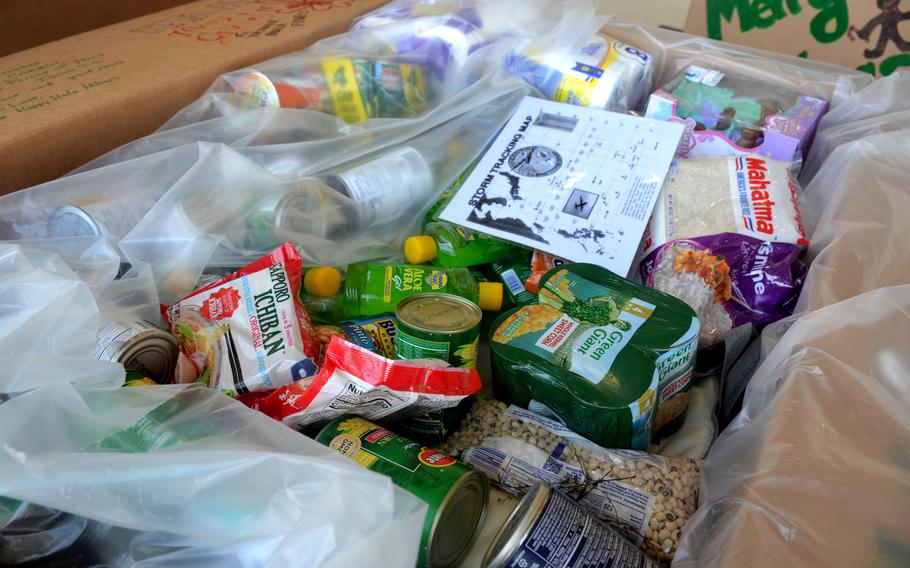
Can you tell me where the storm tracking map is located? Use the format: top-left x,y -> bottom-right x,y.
440,97 -> 683,276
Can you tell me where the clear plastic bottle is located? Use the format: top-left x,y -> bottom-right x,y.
342,262 -> 503,317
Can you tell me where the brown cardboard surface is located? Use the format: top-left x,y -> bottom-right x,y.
0,0 -> 388,196
0,0 -> 194,56
685,1 -> 910,77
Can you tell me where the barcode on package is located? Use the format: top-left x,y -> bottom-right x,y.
463,447 -> 506,479
501,269 -> 526,295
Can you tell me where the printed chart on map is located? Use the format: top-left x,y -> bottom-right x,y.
440,96 -> 684,276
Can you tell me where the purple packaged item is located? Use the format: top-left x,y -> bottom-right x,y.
644,64 -> 828,162
639,156 -> 809,347
352,5 -> 489,82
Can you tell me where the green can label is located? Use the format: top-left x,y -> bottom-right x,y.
396,331 -> 451,361
316,416 -> 475,568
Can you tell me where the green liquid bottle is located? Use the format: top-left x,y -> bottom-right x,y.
405,222 -> 516,268
344,262 -> 503,318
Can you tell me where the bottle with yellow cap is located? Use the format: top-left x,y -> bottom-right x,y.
405,221 -> 517,268
344,262 -> 503,318
298,267 -> 345,324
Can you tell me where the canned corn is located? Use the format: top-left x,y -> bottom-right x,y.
316,416 -> 488,568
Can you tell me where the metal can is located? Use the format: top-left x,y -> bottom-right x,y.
245,181 -> 357,248
394,293 -> 482,445
373,61 -> 429,118
94,320 -> 179,384
323,146 -> 434,228
315,314 -> 398,359
46,204 -> 102,237
395,293 -> 481,368
483,483 -> 659,568
47,196 -> 158,240
316,416 -> 489,568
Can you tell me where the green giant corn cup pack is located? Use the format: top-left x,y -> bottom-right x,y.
490,264 -> 698,449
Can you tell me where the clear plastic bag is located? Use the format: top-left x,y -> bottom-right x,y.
674,99 -> 910,565
797,130 -> 910,314
600,19 -> 873,111
673,285 -> 910,567
0,79 -> 526,305
0,384 -> 426,567
156,0 -> 595,132
801,72 -> 910,182
0,244 -> 124,396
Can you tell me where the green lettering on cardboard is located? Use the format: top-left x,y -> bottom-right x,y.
881,54 -> 910,77
855,61 -> 876,76
808,0 -> 848,43
753,0 -> 787,27
706,0 -> 743,40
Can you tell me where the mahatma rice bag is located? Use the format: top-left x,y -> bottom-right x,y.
638,156 -> 808,348
490,264 -> 698,449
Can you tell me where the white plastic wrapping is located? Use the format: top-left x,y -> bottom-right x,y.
801,72 -> 910,182
0,244 -> 123,396
157,0 -> 598,131
797,130 -> 910,314
0,384 -> 426,567
674,285 -> 910,567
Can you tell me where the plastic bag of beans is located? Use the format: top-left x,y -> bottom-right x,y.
442,397 -> 701,564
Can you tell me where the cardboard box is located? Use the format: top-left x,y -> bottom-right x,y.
0,0 -> 194,56
685,0 -> 910,78
0,0 -> 389,196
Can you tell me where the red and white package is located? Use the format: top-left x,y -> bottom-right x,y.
244,335 -> 482,429
165,243 -> 320,396
524,250 -> 568,294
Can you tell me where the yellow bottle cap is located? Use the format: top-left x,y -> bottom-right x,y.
477,282 -> 504,311
404,235 -> 437,264
304,266 -> 342,297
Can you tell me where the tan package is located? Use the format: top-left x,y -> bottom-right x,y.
675,284 -> 910,567
0,0 -> 388,195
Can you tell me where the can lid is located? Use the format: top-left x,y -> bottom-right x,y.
47,205 -> 101,237
304,267 -> 342,297
430,471 -> 489,568
482,483 -> 548,568
396,293 -> 481,333
477,282 -> 503,311
404,235 -> 437,264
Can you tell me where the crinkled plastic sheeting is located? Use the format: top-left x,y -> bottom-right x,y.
0,384 -> 426,567
798,130 -> 910,314
0,244 -> 124,395
674,285 -> 910,567
802,73 -> 910,182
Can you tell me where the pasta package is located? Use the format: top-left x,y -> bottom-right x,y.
639,156 -> 808,347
